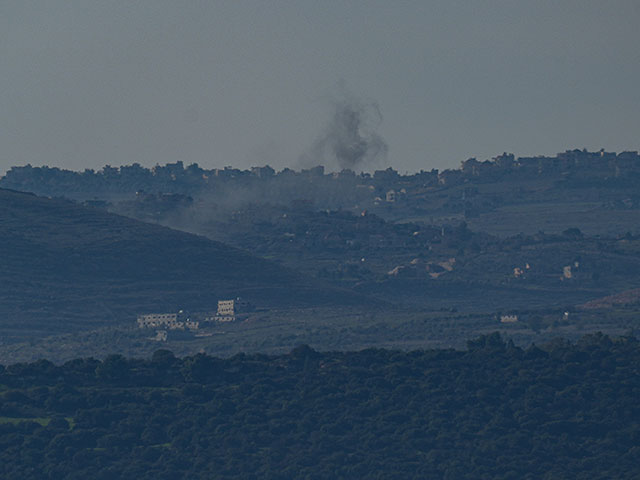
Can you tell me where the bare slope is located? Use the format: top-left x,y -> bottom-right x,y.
0,189 -> 364,341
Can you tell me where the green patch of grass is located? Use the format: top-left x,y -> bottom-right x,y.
0,416 -> 50,426
0,416 -> 75,429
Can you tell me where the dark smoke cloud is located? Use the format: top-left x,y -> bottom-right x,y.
301,90 -> 388,171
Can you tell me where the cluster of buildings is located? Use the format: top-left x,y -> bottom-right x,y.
458,149 -> 640,182
137,299 -> 246,340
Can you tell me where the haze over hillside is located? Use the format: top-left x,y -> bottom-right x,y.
0,188 -> 366,342
4,148 -> 640,237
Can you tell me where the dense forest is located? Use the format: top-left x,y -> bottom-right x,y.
1,333 -> 638,479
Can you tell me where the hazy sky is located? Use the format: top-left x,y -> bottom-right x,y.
2,1 -> 639,174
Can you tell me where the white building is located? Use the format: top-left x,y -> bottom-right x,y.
137,313 -> 178,329
137,313 -> 198,331
216,300 -> 236,322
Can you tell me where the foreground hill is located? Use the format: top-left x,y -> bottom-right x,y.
0,334 -> 638,479
0,189 -> 364,341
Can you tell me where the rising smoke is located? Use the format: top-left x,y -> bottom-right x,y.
301,90 -> 389,171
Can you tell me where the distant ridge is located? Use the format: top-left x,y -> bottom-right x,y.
2,149 -> 639,201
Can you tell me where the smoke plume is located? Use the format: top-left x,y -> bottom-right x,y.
302,90 -> 388,171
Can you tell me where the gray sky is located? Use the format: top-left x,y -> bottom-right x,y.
2,1 -> 639,174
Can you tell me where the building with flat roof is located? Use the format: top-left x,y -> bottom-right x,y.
216,300 -> 236,322
137,313 -> 198,331
137,313 -> 178,329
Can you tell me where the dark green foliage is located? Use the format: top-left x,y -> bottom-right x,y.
0,334 -> 638,479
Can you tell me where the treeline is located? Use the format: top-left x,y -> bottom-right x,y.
0,333 -> 639,479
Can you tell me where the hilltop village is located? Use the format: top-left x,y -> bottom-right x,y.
3,149 -> 639,214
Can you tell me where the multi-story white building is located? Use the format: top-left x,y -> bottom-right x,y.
216,300 -> 236,322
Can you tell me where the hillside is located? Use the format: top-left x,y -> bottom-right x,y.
113,198 -> 640,312
4,154 -> 640,351
0,189 -> 365,342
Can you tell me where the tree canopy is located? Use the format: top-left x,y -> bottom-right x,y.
0,334 -> 638,479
